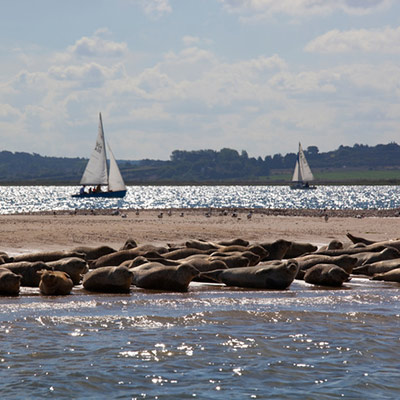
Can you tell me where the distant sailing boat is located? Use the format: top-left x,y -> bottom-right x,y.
72,113 -> 127,198
290,142 -> 316,190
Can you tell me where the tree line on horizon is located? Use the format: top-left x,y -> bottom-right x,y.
0,142 -> 400,184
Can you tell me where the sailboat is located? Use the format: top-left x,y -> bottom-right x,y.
72,113 -> 127,198
290,142 -> 316,190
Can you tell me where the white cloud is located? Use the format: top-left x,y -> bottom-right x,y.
67,34 -> 128,58
49,63 -> 125,84
305,26 -> 400,54
219,0 -> 393,17
0,103 -> 21,122
182,36 -> 201,46
135,0 -> 172,18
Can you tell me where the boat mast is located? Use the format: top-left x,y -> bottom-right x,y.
98,112 -> 109,187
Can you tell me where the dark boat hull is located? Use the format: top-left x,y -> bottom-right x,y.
290,182 -> 316,190
72,190 -> 127,199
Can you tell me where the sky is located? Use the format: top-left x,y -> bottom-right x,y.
1,0 -> 400,160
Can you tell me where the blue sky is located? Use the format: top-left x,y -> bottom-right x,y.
1,0 -> 400,160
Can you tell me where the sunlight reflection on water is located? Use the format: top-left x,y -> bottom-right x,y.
1,185 -> 400,214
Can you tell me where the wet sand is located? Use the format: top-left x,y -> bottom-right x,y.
1,208 -> 399,255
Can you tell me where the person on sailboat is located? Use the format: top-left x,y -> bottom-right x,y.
80,186 -> 86,195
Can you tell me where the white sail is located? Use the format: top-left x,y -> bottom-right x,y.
291,159 -> 300,182
80,113 -> 108,185
107,143 -> 127,192
292,143 -> 314,182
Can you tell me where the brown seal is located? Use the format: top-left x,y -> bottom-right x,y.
200,260 -> 299,289
0,268 -> 22,295
83,266 -> 133,293
346,233 -> 377,246
217,238 -> 249,247
295,254 -> 357,280
119,238 -> 138,250
131,262 -> 199,292
91,245 -> 167,269
351,247 -> 400,267
162,248 -> 214,260
47,257 -> 88,285
209,254 -> 250,269
304,264 -> 349,287
72,245 -> 116,261
12,250 -> 86,263
353,258 -> 400,276
2,261 -> 51,287
259,239 -> 291,261
38,270 -> 74,295
284,242 -> 318,258
370,268 -> 400,282
185,239 -> 219,251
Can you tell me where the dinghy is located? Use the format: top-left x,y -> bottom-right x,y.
290,143 -> 316,190
72,113 -> 127,198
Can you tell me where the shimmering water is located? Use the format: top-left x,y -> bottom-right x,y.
1,280 -> 400,399
1,185 -> 400,214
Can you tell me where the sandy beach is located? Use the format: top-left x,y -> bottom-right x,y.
1,208 -> 399,255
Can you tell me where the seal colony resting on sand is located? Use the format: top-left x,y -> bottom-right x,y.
1,232 -> 400,295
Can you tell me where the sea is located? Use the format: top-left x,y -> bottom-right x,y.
1,184 -> 400,214
1,185 -> 400,399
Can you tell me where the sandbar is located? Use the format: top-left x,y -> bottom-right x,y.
0,208 -> 398,255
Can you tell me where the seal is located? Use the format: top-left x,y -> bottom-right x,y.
318,239 -> 344,252
38,270 -> 74,295
185,239 -> 219,251
209,254 -> 250,269
371,268 -> 400,282
12,250 -> 86,263
353,259 -> 400,276
47,257 -> 89,285
83,266 -> 133,293
0,251 -> 13,263
210,251 -> 260,266
119,238 -> 138,250
199,260 -> 299,289
259,239 -> 291,261
180,257 -> 227,273
216,245 -> 268,260
72,245 -> 116,261
91,245 -> 168,268
284,242 -> 318,258
217,238 -> 249,247
351,247 -> 400,267
0,268 -> 22,295
295,254 -> 357,279
2,261 -> 51,287
131,262 -> 199,292
303,264 -> 349,287
346,233 -> 377,246
162,248 -> 214,260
